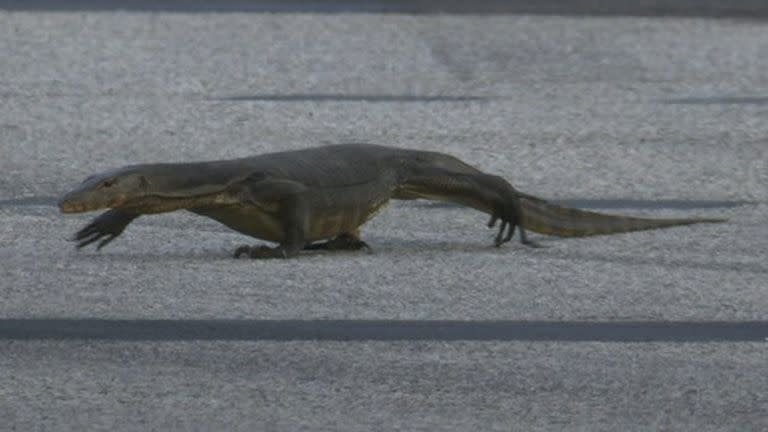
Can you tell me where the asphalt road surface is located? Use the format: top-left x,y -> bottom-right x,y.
1,2 -> 767,430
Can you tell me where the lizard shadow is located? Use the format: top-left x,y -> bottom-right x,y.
71,233 -> 765,275
73,235 -> 544,261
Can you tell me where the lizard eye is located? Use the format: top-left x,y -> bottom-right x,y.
102,179 -> 116,188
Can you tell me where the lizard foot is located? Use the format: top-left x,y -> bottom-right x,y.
72,209 -> 139,250
488,216 -> 545,248
304,233 -> 372,253
233,245 -> 289,259
487,214 -> 518,247
521,239 -> 546,248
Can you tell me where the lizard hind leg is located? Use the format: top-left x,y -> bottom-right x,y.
399,167 -> 537,248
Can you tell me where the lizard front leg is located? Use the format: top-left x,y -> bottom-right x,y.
71,209 -> 140,250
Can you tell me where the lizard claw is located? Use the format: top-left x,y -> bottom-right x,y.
487,185 -> 527,247
488,215 -> 499,228
72,209 -> 138,250
492,219 -> 517,247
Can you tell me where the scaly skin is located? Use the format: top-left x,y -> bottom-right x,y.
58,143 -> 725,258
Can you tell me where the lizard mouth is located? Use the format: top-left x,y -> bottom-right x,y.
58,195 -> 127,213
59,201 -> 87,213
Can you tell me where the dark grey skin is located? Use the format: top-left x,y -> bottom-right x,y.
59,143 -> 725,259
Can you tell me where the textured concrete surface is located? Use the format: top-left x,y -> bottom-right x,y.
0,7 -> 767,431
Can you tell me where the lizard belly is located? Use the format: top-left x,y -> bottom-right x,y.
306,197 -> 390,241
190,206 -> 285,243
303,175 -> 395,242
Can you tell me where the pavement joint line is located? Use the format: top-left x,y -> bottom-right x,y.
211,94 -> 500,102
3,1 -> 768,18
659,96 -> 768,105
1,319 -> 766,342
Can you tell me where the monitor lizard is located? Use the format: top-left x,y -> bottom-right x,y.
59,143 -> 725,258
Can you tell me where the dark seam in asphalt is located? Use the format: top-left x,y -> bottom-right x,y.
212,94 -> 496,102
0,319 -> 765,342
660,96 -> 768,105
0,196 -> 58,207
2,0 -> 768,19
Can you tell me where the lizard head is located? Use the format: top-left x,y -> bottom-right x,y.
59,167 -> 149,213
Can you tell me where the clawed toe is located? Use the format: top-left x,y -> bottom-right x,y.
70,209 -> 138,251
491,219 -> 518,247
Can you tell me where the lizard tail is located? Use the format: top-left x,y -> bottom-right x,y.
518,195 -> 726,237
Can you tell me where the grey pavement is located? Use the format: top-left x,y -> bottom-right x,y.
0,5 -> 767,431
